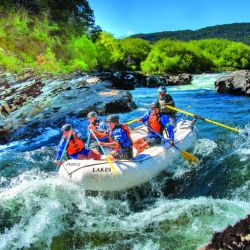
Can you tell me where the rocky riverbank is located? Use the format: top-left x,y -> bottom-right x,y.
95,71 -> 192,89
0,70 -> 137,144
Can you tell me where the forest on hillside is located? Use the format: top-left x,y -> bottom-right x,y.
0,1 -> 250,74
131,23 -> 250,45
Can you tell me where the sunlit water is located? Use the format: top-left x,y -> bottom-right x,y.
0,73 -> 250,250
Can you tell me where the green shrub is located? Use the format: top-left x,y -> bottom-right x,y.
141,39 -> 212,74
0,48 -> 22,72
63,36 -> 97,72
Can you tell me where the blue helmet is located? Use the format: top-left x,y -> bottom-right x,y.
158,86 -> 167,93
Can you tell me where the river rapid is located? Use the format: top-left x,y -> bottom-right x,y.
0,73 -> 249,250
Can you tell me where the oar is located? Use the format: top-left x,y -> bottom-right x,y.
89,129 -> 118,176
86,130 -> 91,149
166,105 -> 240,133
56,131 -> 72,172
125,118 -> 138,125
143,123 -> 199,163
125,106 -> 192,126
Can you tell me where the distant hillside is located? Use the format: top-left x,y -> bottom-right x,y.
131,23 -> 250,45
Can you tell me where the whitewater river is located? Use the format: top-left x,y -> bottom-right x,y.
0,73 -> 249,250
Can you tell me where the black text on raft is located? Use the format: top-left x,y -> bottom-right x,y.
92,167 -> 111,173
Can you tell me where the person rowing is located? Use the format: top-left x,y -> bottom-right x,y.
133,101 -> 175,155
98,114 -> 133,160
86,111 -> 109,150
157,86 -> 177,128
56,124 -> 101,166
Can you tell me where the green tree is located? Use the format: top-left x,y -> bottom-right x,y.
95,32 -> 124,70
63,35 -> 97,72
141,39 -> 212,74
191,39 -> 231,70
0,0 -> 98,37
120,38 -> 151,70
220,42 -> 250,69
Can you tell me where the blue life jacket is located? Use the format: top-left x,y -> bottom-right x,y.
110,125 -> 132,149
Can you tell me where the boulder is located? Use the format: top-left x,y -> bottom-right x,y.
162,73 -> 192,85
215,70 -> 250,96
146,73 -> 192,87
200,214 -> 250,249
95,71 -> 148,88
146,75 -> 160,87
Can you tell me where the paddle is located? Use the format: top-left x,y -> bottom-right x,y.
143,123 -> 199,163
125,118 -> 138,125
86,130 -> 91,149
56,131 -> 72,172
89,129 -> 118,176
166,105 -> 240,133
125,105 -> 192,126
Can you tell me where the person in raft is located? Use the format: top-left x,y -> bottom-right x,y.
133,101 -> 175,155
56,124 -> 101,166
98,114 -> 133,160
86,111 -> 109,149
157,86 -> 177,128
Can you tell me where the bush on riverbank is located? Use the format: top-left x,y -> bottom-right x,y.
141,39 -> 213,73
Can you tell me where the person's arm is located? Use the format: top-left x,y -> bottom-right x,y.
138,111 -> 150,123
99,130 -> 122,150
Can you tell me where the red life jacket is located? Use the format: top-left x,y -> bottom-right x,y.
121,124 -> 133,145
67,135 -> 85,155
147,113 -> 161,133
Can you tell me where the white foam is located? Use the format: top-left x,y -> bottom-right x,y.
234,124 -> 250,161
193,139 -> 218,157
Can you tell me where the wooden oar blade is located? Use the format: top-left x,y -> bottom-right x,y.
179,149 -> 199,163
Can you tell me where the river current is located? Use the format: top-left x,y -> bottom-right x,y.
0,73 -> 249,250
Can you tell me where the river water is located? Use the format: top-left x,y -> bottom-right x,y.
0,73 -> 249,250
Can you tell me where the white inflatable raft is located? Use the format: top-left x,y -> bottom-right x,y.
58,119 -> 198,191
